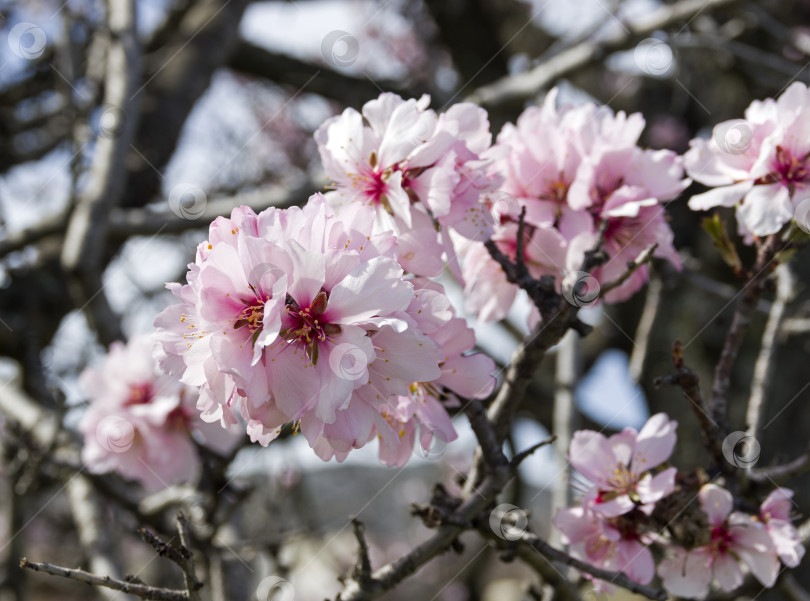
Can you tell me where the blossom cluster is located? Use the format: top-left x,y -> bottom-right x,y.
77,82 -> 810,571
79,336 -> 242,491
315,93 -> 499,278
553,414 -> 805,597
461,88 -> 689,324
153,197 -> 496,466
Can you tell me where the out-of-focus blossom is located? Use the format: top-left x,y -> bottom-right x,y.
685,82 -> 810,237
553,506 -> 655,590
658,484 -> 779,597
79,336 -> 241,491
759,487 -> 805,568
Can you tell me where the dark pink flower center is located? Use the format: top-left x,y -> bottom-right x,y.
711,525 -> 733,553
282,291 -> 341,364
126,383 -> 153,405
760,145 -> 810,189
167,405 -> 192,430
363,169 -> 388,204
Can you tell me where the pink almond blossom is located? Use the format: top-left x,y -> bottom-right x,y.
315,93 -> 498,277
553,506 -> 655,590
461,89 -> 687,323
79,336 -> 241,491
685,81 -> 810,237
155,196 -> 492,465
303,279 -> 496,466
569,413 -> 678,517
658,484 -> 779,598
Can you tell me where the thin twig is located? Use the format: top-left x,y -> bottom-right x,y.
655,341 -> 725,471
175,512 -> 203,601
510,437 -> 556,469
351,519 -> 373,585
629,275 -> 662,382
748,443 -> 810,484
520,532 -> 668,601
598,243 -> 658,297
746,263 -> 796,440
477,525 -> 666,601
550,331 -> 579,547
66,475 -> 135,601
20,558 -> 189,601
781,317 -> 810,336
710,235 -> 783,434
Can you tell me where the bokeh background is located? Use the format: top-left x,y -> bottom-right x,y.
1,0 -> 810,599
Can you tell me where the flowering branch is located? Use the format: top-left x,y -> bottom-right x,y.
515,531 -> 668,601
748,444 -> 810,484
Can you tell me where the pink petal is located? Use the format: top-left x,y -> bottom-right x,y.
738,183 -> 793,236
325,256 -> 413,324
658,547 -> 712,599
636,466 -> 677,505
699,483 -> 733,526
617,539 -> 654,584
687,180 -> 753,210
712,553 -> 744,591
568,430 -> 618,487
591,495 -> 635,518
632,413 -> 677,471
761,487 -> 794,521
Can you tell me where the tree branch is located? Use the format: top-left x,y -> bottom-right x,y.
60,0 -> 141,346
655,340 -> 725,471
228,41 -> 408,107
465,0 -> 745,108
20,558 -> 189,601
745,263 -> 796,440
710,235 -> 783,434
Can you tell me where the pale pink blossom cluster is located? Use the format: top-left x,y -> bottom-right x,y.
79,336 -> 242,491
154,196 -> 495,466
685,82 -> 810,238
553,414 -> 678,590
461,89 -> 689,324
315,93 -> 499,278
553,415 -> 805,595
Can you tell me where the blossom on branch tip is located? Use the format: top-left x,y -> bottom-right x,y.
658,484 -> 779,598
553,506 -> 655,591
759,487 -> 805,568
685,82 -> 810,238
